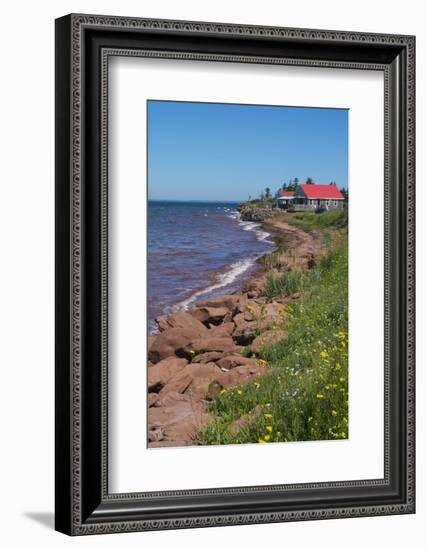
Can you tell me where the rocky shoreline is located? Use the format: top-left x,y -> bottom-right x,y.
147,217 -> 323,448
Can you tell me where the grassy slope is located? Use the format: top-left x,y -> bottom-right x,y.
198,211 -> 348,445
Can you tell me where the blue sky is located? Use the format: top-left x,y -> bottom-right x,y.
147,100 -> 348,202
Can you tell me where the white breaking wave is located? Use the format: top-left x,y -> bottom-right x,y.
166,257 -> 255,313
228,211 -> 275,245
164,208 -> 275,315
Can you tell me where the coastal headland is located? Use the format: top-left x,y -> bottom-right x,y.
147,208 -> 348,448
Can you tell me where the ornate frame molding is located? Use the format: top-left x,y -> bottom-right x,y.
55,14 -> 415,536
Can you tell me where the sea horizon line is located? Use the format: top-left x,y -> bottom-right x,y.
148,199 -> 244,203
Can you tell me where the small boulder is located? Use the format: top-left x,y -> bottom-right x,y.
232,313 -> 257,345
216,354 -> 259,370
196,294 -> 241,312
148,390 -> 212,442
148,356 -> 188,391
155,311 -> 208,334
148,393 -> 159,407
220,363 -> 267,388
192,351 -> 225,363
241,277 -> 265,297
207,321 -> 235,338
250,330 -> 288,354
148,427 -> 165,442
177,337 -> 237,360
159,363 -> 223,401
188,306 -> 229,325
148,324 -> 206,363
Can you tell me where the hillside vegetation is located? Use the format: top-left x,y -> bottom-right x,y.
198,211 -> 348,445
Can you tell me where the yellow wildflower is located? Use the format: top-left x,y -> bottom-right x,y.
331,410 -> 338,416
220,389 -> 227,395
258,438 -> 266,444
316,393 -> 325,399
320,351 -> 328,359
266,426 -> 273,433
264,434 -> 271,442
264,413 -> 273,419
237,389 -> 243,395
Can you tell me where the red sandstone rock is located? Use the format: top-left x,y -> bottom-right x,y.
147,391 -> 212,443
155,311 -> 208,334
148,324 -> 207,363
148,393 -> 159,407
232,313 -> 257,344
220,363 -> 267,388
147,356 -> 188,391
191,351 -> 225,363
177,337 -> 238,360
148,427 -> 165,442
188,306 -> 229,325
216,354 -> 259,370
207,321 -> 235,338
159,362 -> 224,401
250,330 -> 288,354
196,294 -> 241,312
148,335 -> 156,352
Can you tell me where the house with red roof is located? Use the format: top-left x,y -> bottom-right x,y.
296,183 -> 345,210
276,183 -> 346,211
276,190 -> 296,209
276,183 -> 345,211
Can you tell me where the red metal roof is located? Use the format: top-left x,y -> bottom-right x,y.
299,184 -> 344,200
278,191 -> 295,197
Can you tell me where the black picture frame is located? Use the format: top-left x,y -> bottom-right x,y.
55,13 -> 415,536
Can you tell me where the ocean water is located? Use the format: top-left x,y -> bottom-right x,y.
148,201 -> 274,333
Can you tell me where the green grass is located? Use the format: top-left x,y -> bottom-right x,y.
284,209 -> 348,231
265,269 -> 306,301
197,233 -> 348,445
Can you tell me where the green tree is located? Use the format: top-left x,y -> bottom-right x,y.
306,177 -> 314,184
282,182 -> 287,191
294,177 -> 299,186
265,187 -> 271,199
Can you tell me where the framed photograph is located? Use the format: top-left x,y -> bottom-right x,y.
55,14 -> 415,535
